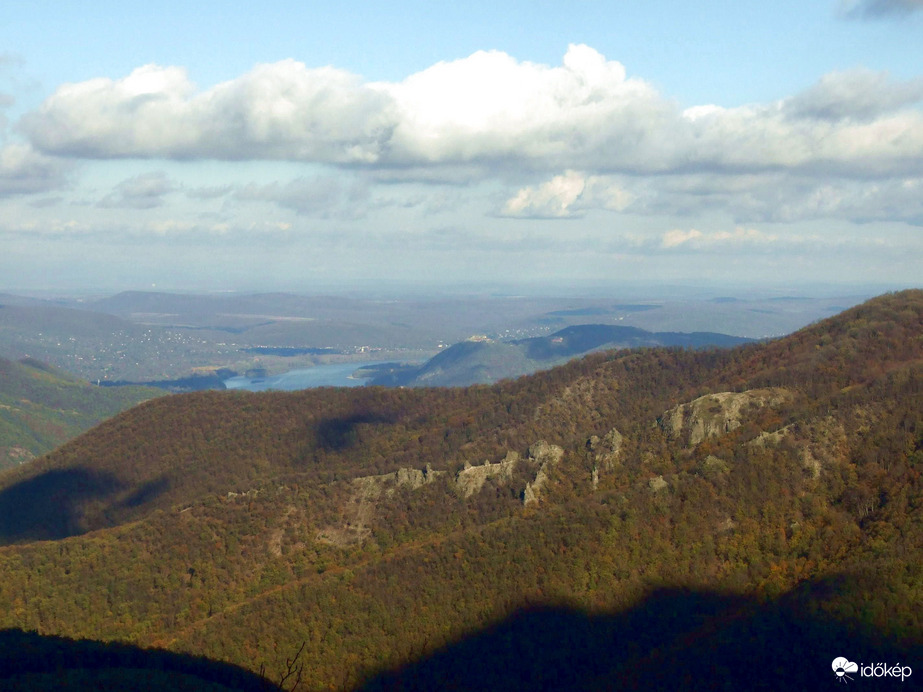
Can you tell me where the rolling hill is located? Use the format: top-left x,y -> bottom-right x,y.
0,290 -> 920,690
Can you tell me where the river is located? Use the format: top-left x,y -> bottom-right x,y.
223,361 -> 388,392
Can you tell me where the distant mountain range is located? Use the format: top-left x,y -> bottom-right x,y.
0,290 -> 920,689
1,289 -> 867,385
370,323 -> 753,387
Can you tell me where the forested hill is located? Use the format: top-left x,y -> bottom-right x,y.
0,357 -> 161,472
0,290 -> 920,690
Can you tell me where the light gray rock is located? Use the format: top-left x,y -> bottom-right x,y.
648,475 -> 669,493
456,451 -> 519,498
660,388 -> 792,446
523,441 -> 564,506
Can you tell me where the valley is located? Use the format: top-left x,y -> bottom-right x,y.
0,289 -> 920,689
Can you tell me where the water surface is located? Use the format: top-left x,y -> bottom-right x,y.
224,361 -> 387,391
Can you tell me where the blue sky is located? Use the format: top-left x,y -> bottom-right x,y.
0,0 -> 921,293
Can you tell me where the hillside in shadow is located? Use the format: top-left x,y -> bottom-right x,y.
356,578 -> 922,691
4,578 -> 916,691
0,629 -> 275,691
0,468 -> 124,543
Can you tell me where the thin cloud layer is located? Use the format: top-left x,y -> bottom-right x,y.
623,171 -> 923,226
784,69 -> 923,122
661,227 -> 777,250
0,143 -> 70,196
840,0 -> 923,17
234,175 -> 370,217
98,171 -> 176,209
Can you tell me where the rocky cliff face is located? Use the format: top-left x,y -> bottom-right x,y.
317,464 -> 445,546
455,441 -> 566,505
523,441 -> 565,506
749,415 -> 849,479
456,452 -> 520,498
587,428 -> 624,489
659,388 -> 792,446
319,441 -> 567,545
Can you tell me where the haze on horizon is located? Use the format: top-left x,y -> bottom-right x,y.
0,0 -> 921,294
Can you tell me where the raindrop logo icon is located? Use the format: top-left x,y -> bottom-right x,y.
833,657 -> 859,683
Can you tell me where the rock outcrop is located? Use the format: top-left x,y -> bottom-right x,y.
587,428 -> 624,488
317,464 -> 443,546
321,441 -> 567,545
456,452 -> 520,498
523,441 -> 564,506
648,475 -> 669,493
587,428 -> 624,470
749,416 -> 848,479
659,388 -> 792,446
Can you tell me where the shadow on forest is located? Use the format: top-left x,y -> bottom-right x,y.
119,475 -> 171,509
1,578 -> 918,690
0,468 -> 124,544
0,629 -> 274,691
355,578 -> 922,691
314,412 -> 397,451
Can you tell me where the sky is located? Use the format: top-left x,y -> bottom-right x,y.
0,0 -> 921,294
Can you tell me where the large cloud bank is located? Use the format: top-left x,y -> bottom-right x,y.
21,45 -> 922,176
13,45 -> 923,226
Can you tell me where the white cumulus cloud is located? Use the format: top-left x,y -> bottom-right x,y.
501,170 -> 635,218
12,45 -> 923,229
502,171 -> 587,218
21,44 -> 923,186
14,45 -> 679,173
380,44 -> 672,170
19,45 -> 923,183
22,61 -> 396,164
